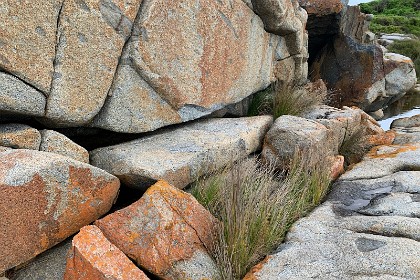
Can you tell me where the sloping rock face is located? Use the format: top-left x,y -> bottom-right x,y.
91,116 -> 272,189
0,149 -> 120,274
64,225 -> 149,280
246,119 -> 420,280
95,180 -> 219,280
0,124 -> 41,150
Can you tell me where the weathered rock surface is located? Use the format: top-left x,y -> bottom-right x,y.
91,116 -> 273,189
93,0 -> 280,133
0,72 -> 46,117
246,141 -> 420,279
95,180 -> 219,280
45,0 -> 143,126
0,0 -> 61,93
0,149 -> 120,273
64,225 -> 149,280
378,33 -> 416,47
251,0 -> 307,36
262,115 -> 333,167
8,239 -> 71,280
40,130 -> 89,163
0,124 -> 41,150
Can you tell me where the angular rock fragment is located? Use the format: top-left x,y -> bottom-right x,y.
64,225 -> 149,280
91,116 -> 272,189
93,0 -> 279,133
0,124 -> 41,150
45,0 -> 143,126
0,0 -> 62,93
95,180 -> 219,280
40,130 -> 89,163
0,72 -> 46,117
0,149 -> 120,273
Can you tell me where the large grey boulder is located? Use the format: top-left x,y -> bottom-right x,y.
0,124 -> 41,150
0,72 -> 46,117
90,116 -> 273,189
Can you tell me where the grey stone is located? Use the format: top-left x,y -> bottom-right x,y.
391,114 -> 420,129
40,130 -> 89,163
0,72 -> 46,117
261,115 -> 334,167
44,0 -> 142,126
393,127 -> 420,145
90,116 -> 273,189
0,124 -> 41,150
9,239 -> 71,280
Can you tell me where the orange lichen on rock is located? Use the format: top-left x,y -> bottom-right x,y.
95,180 -> 218,279
243,256 -> 272,280
367,144 -> 418,159
64,225 -> 149,280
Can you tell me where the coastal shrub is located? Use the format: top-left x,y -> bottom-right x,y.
192,151 -> 332,279
387,39 -> 420,81
248,82 -> 326,118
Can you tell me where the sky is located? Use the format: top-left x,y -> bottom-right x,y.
348,0 -> 372,5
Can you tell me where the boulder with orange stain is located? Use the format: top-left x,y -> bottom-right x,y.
64,225 -> 149,280
95,180 -> 220,280
93,0 -> 283,133
0,149 -> 120,274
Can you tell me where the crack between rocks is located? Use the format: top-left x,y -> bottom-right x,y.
159,193 -> 213,252
45,0 -> 65,116
344,227 -> 420,243
0,67 -> 46,98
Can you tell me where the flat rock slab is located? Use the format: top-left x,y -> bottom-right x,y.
0,149 -> 120,273
246,139 -> 420,279
90,116 -> 272,189
95,180 -> 219,279
0,124 -> 41,150
64,225 -> 149,280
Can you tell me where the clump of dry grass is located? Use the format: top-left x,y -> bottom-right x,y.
248,81 -> 327,119
192,150 -> 332,280
339,125 -> 371,168
272,82 -> 327,119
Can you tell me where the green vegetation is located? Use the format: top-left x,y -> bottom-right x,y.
248,82 -> 326,119
388,39 -> 420,81
192,151 -> 332,279
360,0 -> 420,36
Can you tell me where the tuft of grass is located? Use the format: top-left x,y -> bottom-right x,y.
248,82 -> 327,119
192,151 -> 332,280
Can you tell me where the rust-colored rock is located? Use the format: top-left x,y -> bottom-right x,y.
329,155 -> 345,180
95,180 -> 219,279
64,225 -> 149,280
0,149 -> 120,273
